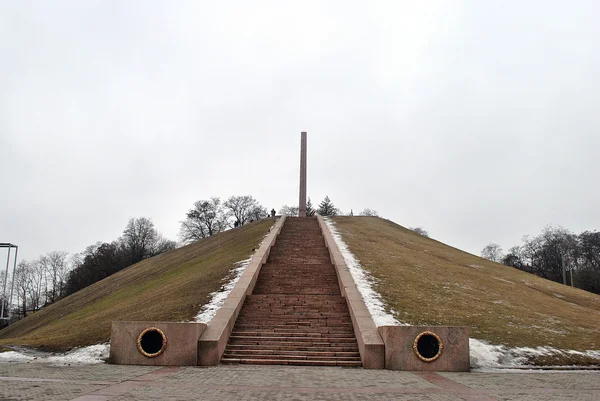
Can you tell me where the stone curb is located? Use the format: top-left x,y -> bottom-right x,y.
317,216 -> 385,369
197,216 -> 287,366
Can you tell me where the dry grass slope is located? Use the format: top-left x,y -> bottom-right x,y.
0,219 -> 275,350
332,217 -> 600,364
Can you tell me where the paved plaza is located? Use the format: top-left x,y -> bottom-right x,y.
0,363 -> 599,401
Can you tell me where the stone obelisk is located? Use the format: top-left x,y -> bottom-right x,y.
299,131 -> 307,217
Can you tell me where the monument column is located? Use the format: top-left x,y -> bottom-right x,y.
299,131 -> 307,217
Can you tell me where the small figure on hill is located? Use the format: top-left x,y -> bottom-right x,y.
270,209 -> 276,217
350,209 -> 354,216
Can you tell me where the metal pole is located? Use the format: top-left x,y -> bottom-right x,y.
8,246 -> 18,320
1,246 -> 11,319
561,251 -> 566,285
569,266 -> 574,287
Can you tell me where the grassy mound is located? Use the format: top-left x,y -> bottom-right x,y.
0,219 -> 275,350
332,217 -> 600,364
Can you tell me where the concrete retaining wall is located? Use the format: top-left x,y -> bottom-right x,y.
379,325 -> 470,371
197,216 -> 287,366
317,216 -> 385,369
110,321 -> 206,366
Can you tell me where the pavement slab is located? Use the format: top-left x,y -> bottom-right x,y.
0,362 -> 599,401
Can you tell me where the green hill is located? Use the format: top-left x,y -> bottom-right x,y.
4,215 -> 598,366
331,217 -> 600,365
0,219 -> 275,350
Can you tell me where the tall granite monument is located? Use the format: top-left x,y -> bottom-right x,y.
299,131 -> 307,217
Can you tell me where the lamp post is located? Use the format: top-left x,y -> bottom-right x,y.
1,243 -> 18,322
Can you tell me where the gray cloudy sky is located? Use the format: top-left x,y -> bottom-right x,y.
1,1 -> 599,263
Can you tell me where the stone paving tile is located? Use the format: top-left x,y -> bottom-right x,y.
441,371 -> 600,391
163,365 -> 434,388
0,380 -> 107,401
489,391 -> 600,401
0,362 -> 157,381
114,387 -> 463,401
1,362 -> 600,401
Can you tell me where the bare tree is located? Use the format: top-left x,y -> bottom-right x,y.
179,198 -> 227,243
279,205 -> 299,216
481,242 -> 504,262
224,195 -> 261,226
410,227 -> 429,237
29,260 -> 47,311
249,205 -> 268,222
151,234 -> 177,256
359,208 -> 379,217
122,217 -> 158,264
519,226 -> 578,283
14,261 -> 32,317
40,251 -> 69,303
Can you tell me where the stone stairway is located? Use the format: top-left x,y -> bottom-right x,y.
221,217 -> 362,366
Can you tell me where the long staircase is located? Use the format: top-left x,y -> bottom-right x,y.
221,217 -> 362,366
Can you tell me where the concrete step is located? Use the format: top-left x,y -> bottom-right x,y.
234,325 -> 354,333
237,309 -> 350,317
229,335 -> 357,342
224,349 -> 360,357
228,340 -> 357,347
232,330 -> 354,338
252,288 -> 341,294
240,306 -> 345,313
220,216 -> 361,367
232,321 -> 353,327
222,353 -> 361,362
225,344 -> 359,352
221,358 -> 362,367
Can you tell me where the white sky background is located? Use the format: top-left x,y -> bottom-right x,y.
1,1 -> 599,262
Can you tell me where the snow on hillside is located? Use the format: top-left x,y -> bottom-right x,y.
470,338 -> 600,369
193,257 -> 251,323
324,217 -> 401,326
194,219 -> 279,323
0,343 -> 109,364
324,218 -> 600,369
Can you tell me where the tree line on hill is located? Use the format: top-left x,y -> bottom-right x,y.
278,196 -> 380,219
2,217 -> 176,324
1,194 -> 380,327
179,194 -> 381,244
481,226 -> 600,295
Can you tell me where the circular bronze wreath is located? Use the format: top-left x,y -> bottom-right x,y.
413,331 -> 443,363
137,327 -> 167,358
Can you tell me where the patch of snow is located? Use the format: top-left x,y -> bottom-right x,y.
194,220 -> 278,323
324,218 -> 401,326
566,349 -> 600,359
194,257 -> 251,323
45,343 -> 109,364
0,351 -> 35,363
0,343 -> 109,364
319,218 -> 600,369
469,339 -> 600,369
492,277 -> 514,284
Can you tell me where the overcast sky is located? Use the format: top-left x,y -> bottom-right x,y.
1,1 -> 599,264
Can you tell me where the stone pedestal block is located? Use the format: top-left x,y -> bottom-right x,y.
378,326 -> 470,371
110,321 -> 206,366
